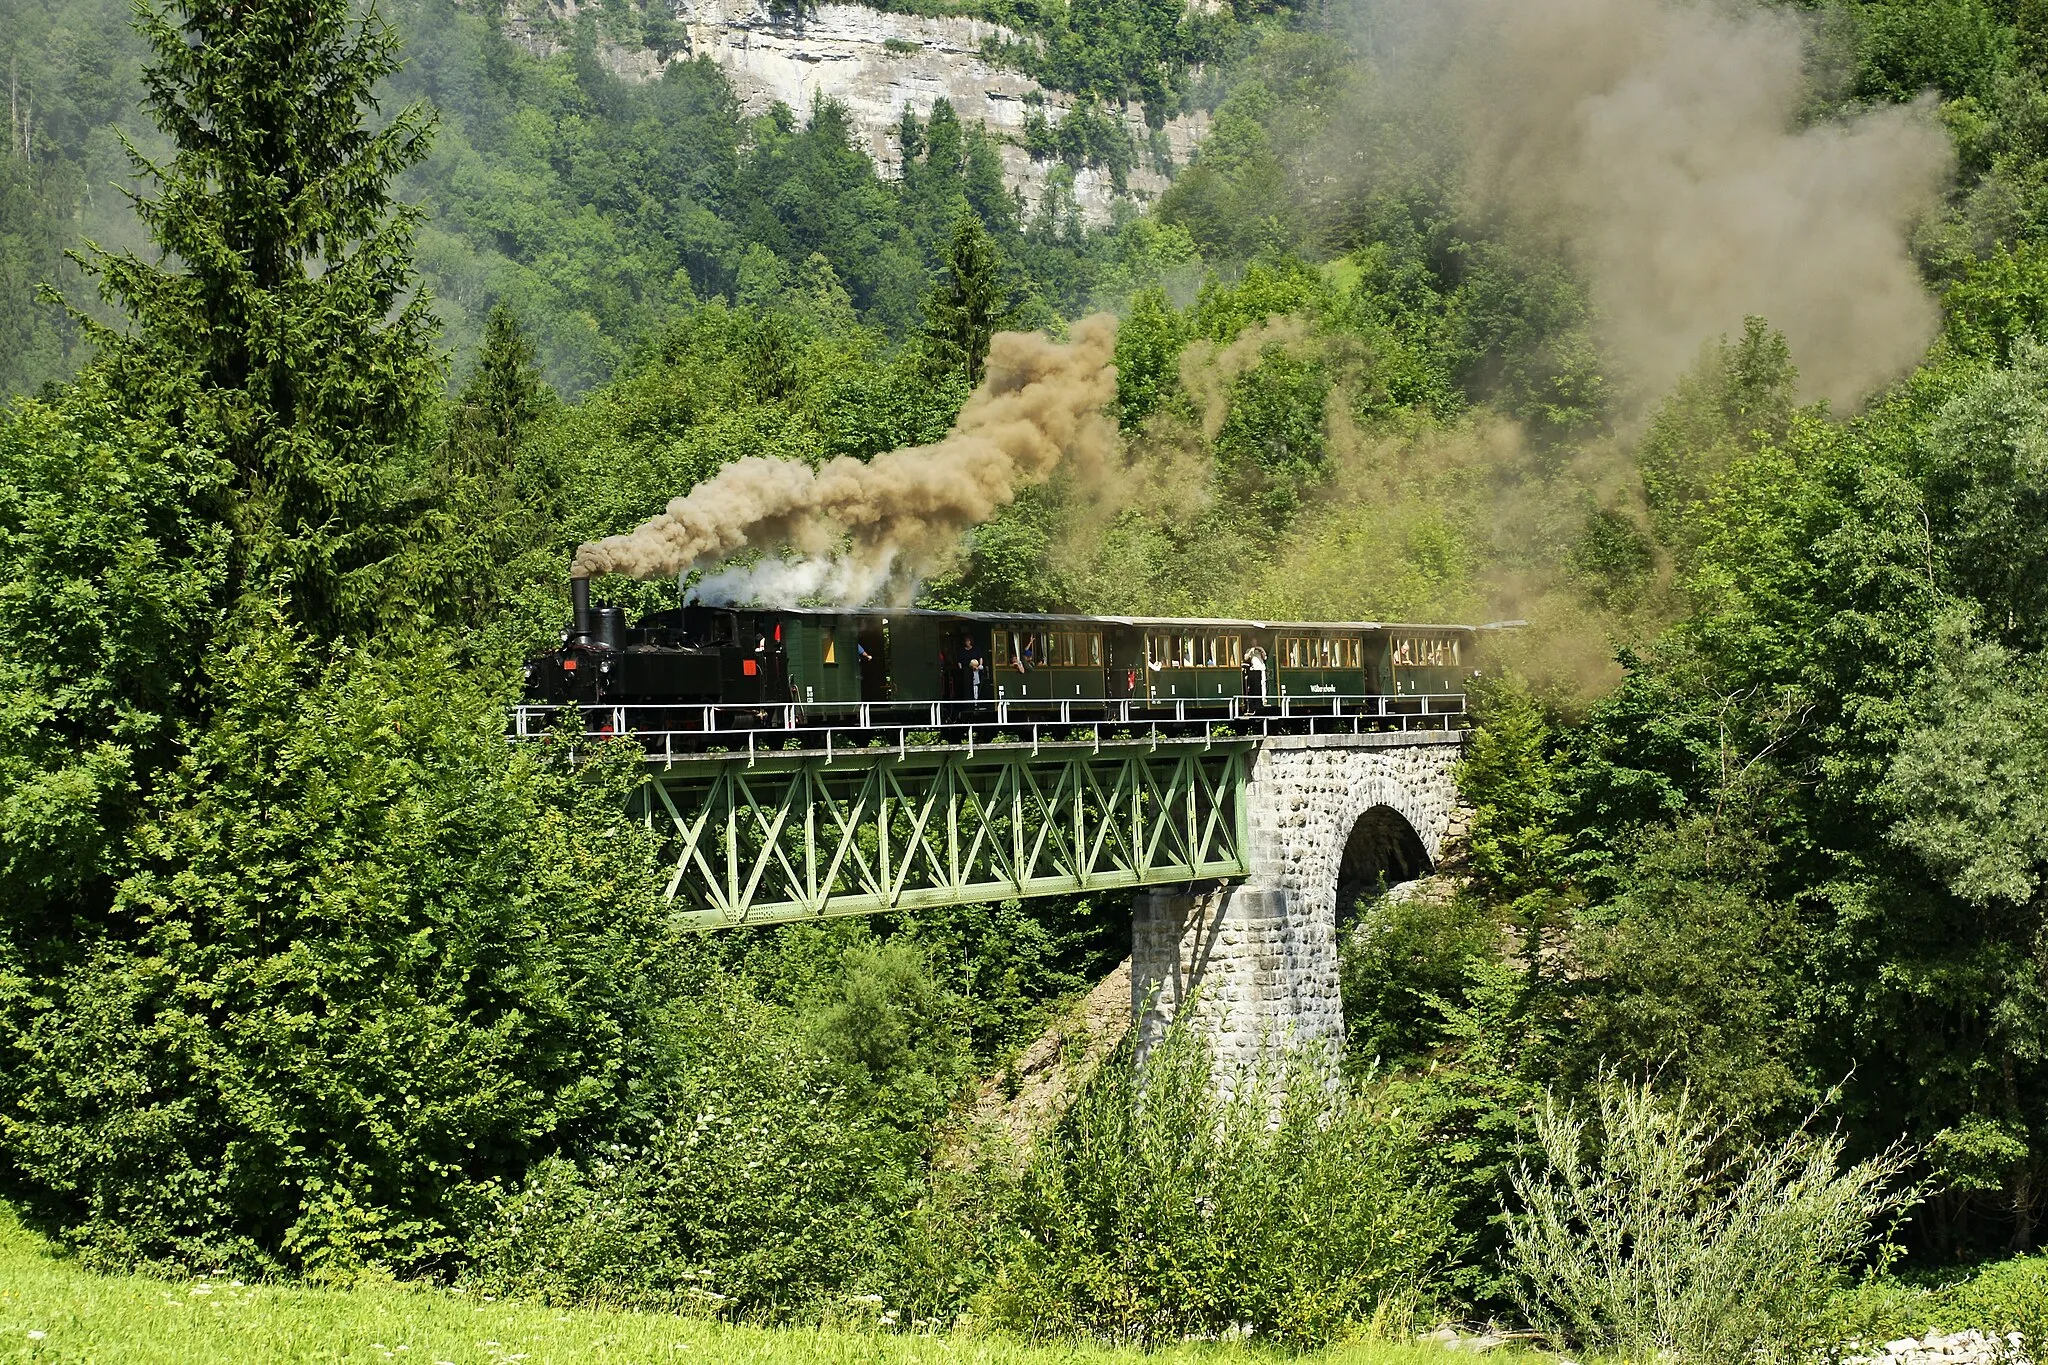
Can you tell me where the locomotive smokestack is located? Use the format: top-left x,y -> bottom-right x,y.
571,575 -> 592,644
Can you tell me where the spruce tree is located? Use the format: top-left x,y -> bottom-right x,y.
920,211 -> 1016,386
452,303 -> 551,472
80,0 -> 439,639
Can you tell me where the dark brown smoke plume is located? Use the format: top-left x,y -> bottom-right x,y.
572,316 -> 1119,602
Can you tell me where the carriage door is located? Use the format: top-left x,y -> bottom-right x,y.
858,621 -> 888,701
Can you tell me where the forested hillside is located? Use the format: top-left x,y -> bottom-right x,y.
6,0 -> 2048,1359
0,0 -> 1269,395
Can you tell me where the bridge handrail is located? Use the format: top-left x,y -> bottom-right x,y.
509,692 -> 1468,765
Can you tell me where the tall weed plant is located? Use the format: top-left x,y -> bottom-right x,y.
989,1021 -> 1451,1347
1504,1077 -> 1916,1363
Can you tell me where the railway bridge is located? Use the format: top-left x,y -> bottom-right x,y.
517,696 -> 1467,1057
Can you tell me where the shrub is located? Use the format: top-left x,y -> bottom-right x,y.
463,977 -> 940,1318
1937,1254 -> 2048,1346
808,940 -> 972,1130
0,630 -> 669,1279
988,1022 -> 1451,1347
1504,1077 -> 1916,1364
1827,1253 -> 2048,1352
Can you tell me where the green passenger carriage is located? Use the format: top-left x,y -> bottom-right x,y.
524,576 -> 1487,737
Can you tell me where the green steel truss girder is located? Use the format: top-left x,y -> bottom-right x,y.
634,741 -> 1257,929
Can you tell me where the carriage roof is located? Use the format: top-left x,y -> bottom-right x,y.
678,604 -> 1487,635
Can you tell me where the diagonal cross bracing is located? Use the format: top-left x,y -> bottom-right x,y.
632,740 -> 1256,929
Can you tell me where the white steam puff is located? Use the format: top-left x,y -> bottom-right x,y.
689,550 -> 905,608
573,316 -> 1119,603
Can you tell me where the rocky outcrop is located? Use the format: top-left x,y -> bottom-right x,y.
964,958 -> 1132,1153
510,0 -> 1207,223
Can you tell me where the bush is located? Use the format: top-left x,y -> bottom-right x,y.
0,628 -> 669,1279
463,975 -> 945,1319
1938,1255 -> 2048,1346
1504,1077 -> 1916,1364
1827,1253 -> 2048,1352
808,940 -> 972,1130
987,1022 -> 1451,1347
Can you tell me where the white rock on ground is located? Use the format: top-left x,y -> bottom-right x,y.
1842,1329 -> 2031,1365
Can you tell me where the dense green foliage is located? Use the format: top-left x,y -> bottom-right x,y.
11,0 -> 2048,1356
987,1026 -> 1447,1347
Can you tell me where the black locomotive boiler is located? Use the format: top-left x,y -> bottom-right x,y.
524,576 -> 1483,733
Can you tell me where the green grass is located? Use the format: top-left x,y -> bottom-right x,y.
0,1210 -> 1547,1365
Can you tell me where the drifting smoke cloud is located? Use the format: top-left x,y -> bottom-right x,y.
573,316 -> 1119,603
1424,0 -> 1953,408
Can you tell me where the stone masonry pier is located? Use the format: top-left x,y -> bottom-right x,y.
1130,732 -> 1466,1073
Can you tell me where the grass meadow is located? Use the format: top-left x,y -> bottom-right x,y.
0,1210 -> 1544,1365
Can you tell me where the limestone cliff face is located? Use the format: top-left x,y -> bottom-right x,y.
511,0 -> 1206,224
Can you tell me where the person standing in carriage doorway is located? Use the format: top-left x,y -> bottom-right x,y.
1245,644 -> 1269,704
962,632 -> 985,701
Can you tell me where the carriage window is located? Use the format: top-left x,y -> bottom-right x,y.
1392,635 -> 1455,667
1277,635 -> 1360,668
1178,635 -> 1195,667
996,631 -> 1041,667
1052,632 -> 1102,667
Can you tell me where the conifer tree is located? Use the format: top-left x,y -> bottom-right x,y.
452,303 -> 551,472
80,0 -> 439,639
920,211 -> 1016,387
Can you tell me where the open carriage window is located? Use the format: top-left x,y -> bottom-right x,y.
997,630 -> 1041,667
1391,634 -> 1455,667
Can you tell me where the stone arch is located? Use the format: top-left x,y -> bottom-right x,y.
1133,736 -> 1466,1067
1333,804 -> 1433,927
1285,769 -> 1446,950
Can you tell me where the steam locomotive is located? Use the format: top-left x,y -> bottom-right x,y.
522,577 -> 1481,725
